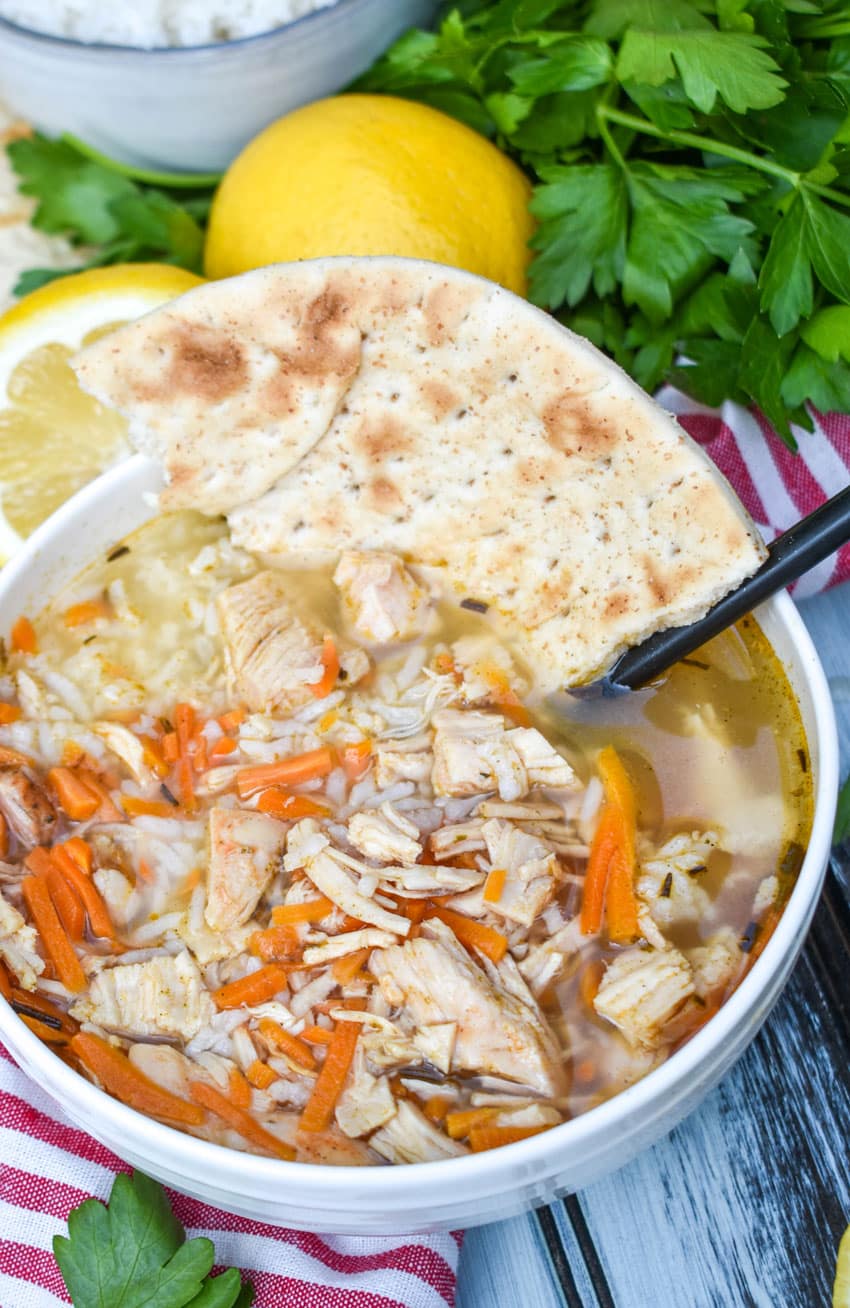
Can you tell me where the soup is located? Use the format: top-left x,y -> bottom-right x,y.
0,512 -> 811,1164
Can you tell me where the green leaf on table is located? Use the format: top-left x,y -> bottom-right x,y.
53,1171 -> 253,1308
835,774 -> 850,845
616,29 -> 787,114
760,189 -> 850,335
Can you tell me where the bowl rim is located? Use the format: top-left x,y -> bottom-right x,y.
0,0 -> 381,56
0,450 -> 839,1201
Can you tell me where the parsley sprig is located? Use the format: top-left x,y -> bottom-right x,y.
355,0 -> 850,444
54,1171 -> 254,1308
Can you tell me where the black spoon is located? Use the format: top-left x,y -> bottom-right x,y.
570,483 -> 850,699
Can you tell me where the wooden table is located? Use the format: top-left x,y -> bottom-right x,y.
459,583 -> 850,1308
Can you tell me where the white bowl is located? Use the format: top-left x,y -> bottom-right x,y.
0,0 -> 438,172
0,453 -> 838,1234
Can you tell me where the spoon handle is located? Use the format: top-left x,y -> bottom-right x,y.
604,483 -> 850,693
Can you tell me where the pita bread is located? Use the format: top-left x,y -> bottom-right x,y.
73,258 -> 766,688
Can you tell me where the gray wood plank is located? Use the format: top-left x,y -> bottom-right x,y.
457,1210 -> 567,1308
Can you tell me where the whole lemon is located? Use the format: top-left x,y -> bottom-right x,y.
204,94 -> 534,295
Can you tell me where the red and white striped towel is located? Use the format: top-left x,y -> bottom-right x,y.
0,398 -> 848,1308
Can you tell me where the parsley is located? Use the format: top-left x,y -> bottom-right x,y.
836,774 -> 850,847
7,133 -> 217,297
54,1171 -> 254,1308
356,0 -> 850,443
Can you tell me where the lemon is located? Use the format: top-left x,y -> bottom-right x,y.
204,94 -> 534,295
0,263 -> 202,560
835,1225 -> 850,1307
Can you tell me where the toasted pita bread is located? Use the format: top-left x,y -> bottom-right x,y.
73,258 -> 765,688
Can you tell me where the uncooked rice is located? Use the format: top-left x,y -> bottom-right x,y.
0,0 -> 339,46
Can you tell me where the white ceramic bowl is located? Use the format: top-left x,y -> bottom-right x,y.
0,0 -> 438,172
0,452 -> 839,1232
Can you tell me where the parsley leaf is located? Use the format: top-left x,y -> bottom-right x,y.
760,188 -> 850,335
617,29 -> 787,114
529,163 -> 627,306
53,1171 -> 253,1308
836,773 -> 850,847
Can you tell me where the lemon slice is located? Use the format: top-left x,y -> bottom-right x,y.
0,263 -> 202,561
834,1225 -> 850,1307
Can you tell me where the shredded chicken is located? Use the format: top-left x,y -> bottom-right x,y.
93,722 -> 153,785
687,927 -> 742,1001
334,551 -> 427,644
347,803 -> 422,865
370,1099 -> 468,1164
594,947 -> 695,1050
636,831 -> 718,930
205,807 -> 285,931
0,889 -> 44,990
429,819 -> 486,859
373,738 -> 433,789
450,635 -> 528,707
71,950 -> 215,1040
431,711 -> 576,802
286,820 -> 409,936
481,818 -> 561,926
0,768 -> 57,848
335,1043 -> 397,1138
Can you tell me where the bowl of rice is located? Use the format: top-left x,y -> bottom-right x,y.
0,0 -> 438,172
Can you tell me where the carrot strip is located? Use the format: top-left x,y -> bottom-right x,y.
271,898 -> 334,927
48,767 -> 100,821
468,1123 -> 551,1152
52,845 -> 116,941
188,1080 -> 295,1160
71,1032 -> 204,1125
309,634 -> 339,699
10,616 -> 37,654
209,736 -> 237,757
173,706 -> 196,812
162,732 -> 179,763
579,805 -> 618,935
0,812 -> 7,859
77,769 -> 125,823
341,739 -> 372,781
605,840 -> 639,942
46,863 -> 85,941
175,703 -> 195,752
482,867 -> 507,904
24,847 -> 53,877
138,736 -> 169,778
62,837 -> 93,875
596,746 -> 637,825
256,788 -> 330,821
0,703 -> 21,724
176,757 -> 195,813
298,1003 -> 365,1133
0,961 -> 11,1000
213,963 -> 290,1010
579,959 -> 604,1011
120,795 -> 180,819
246,1059 -> 277,1090
193,734 -> 208,772
64,600 -> 109,627
423,1095 -> 452,1124
21,875 -> 86,992
582,747 -> 639,943
218,708 -> 245,734
426,905 -> 508,963
236,747 -> 336,799
229,1066 -> 253,1108
249,924 -> 301,963
331,947 -> 371,986
258,1018 -> 317,1071
10,985 -> 76,1034
445,1106 -> 499,1139
388,896 -> 427,927
300,1025 -> 334,1046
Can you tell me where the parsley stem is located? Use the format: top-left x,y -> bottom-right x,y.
598,105 -> 850,210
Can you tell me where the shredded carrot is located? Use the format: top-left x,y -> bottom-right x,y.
341,738 -> 372,781
71,1032 -> 204,1124
0,703 -> 21,724
213,963 -> 290,1010
218,708 -> 245,734
236,747 -> 336,799
256,788 -> 330,821
23,847 -> 52,877
574,1058 -> 597,1085
172,706 -> 197,812
423,1095 -> 452,1124
258,1018 -> 317,1071
596,746 -> 637,824
120,795 -> 180,819
0,812 -> 7,860
317,709 -> 338,733
10,984 -> 76,1033
136,857 -> 155,885
605,840 -> 639,942
20,1013 -> 69,1044
434,652 -> 455,677
300,1025 -> 334,1046
62,837 -> 93,875
76,768 -> 125,823
209,736 -> 237,757
309,634 -> 339,699
483,867 -> 507,904
21,875 -> 86,992
162,731 -> 179,763
331,947 -> 371,986
426,904 -> 508,963
10,616 -> 37,654
0,960 -> 11,1000
64,600 -> 109,628
174,702 -> 194,751
175,756 -> 194,813
480,662 -> 532,726
580,748 -> 639,942
189,1080 -> 296,1159
249,924 -> 301,963
246,1059 -> 277,1090
47,767 -> 100,821
445,1106 -> 499,1139
61,740 -> 85,767
388,896 -> 428,927
138,735 -> 169,778
271,897 -> 334,926
298,1001 -> 365,1132
192,734 -> 208,772
579,806 -> 617,935
228,1066 -> 253,1108
46,863 -> 85,941
579,959 -> 604,1011
52,845 -> 116,941
468,1123 -> 551,1152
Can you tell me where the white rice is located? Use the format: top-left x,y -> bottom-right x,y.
0,0 -> 339,47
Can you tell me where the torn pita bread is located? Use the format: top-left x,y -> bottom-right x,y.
73,257 -> 766,688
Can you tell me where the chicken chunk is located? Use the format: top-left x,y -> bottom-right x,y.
93,722 -> 153,784
369,1099 -> 468,1164
481,818 -> 561,927
285,820 -> 409,936
205,807 -> 285,932
507,729 -> 579,790
335,1044 -> 398,1138
450,635 -> 528,708
594,947 -> 695,1051
431,709 -> 524,801
217,570 -> 367,714
686,927 -> 742,1001
369,918 -> 565,1095
333,551 -> 427,644
71,949 -> 215,1040
636,831 -> 717,931
347,803 -> 422,865
0,889 -> 44,990
374,740 -> 433,789
429,819 -> 486,860
0,768 -> 57,849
